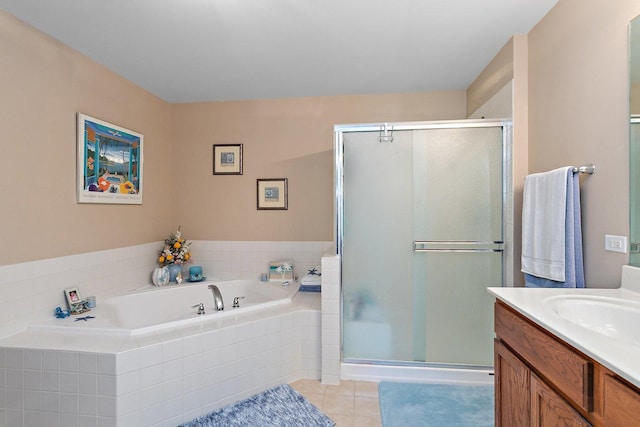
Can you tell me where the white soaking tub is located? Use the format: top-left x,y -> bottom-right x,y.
29,279 -> 299,336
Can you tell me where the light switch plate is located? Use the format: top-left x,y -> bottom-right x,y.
605,235 -> 627,253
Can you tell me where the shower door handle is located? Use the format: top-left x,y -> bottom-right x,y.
413,241 -> 504,252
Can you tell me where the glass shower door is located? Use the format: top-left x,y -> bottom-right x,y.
412,126 -> 503,366
341,123 -> 504,367
630,117 -> 640,263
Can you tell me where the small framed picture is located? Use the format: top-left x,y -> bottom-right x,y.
64,287 -> 89,314
213,144 -> 243,175
257,178 -> 288,210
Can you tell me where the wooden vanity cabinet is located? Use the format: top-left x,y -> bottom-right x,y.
495,340 -> 590,426
495,340 -> 530,425
494,301 -> 640,427
531,372 -> 591,427
603,374 -> 640,426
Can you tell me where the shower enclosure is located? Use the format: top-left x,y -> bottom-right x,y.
336,120 -> 510,369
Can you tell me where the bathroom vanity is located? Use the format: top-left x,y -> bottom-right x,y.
489,266 -> 640,426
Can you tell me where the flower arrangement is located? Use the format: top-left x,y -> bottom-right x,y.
157,226 -> 191,266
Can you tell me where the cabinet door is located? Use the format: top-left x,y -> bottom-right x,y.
531,373 -> 591,427
603,374 -> 640,427
495,340 -> 530,427
495,302 -> 593,412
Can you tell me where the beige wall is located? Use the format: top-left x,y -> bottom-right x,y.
0,7 -> 466,265
171,92 -> 467,241
465,34 -> 529,286
467,38 -> 515,117
512,35 -> 529,287
0,10 -> 173,266
528,0 -> 640,287
6,0 -> 640,290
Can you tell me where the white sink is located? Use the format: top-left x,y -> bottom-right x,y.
545,295 -> 640,343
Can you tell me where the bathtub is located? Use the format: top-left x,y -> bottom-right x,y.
3,278 -> 320,427
29,279 -> 300,337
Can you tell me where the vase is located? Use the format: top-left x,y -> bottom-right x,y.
152,266 -> 170,286
167,264 -> 183,283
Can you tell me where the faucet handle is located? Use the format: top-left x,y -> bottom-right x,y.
232,296 -> 245,308
191,303 -> 205,315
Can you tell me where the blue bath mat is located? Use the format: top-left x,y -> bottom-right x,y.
379,381 -> 494,427
179,384 -> 335,427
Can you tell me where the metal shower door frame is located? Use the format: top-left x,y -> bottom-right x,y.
335,119 -> 511,258
334,118 -> 512,368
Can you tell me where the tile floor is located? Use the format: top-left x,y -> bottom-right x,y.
290,379 -> 382,427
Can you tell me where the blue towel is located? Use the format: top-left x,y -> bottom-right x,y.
525,169 -> 584,288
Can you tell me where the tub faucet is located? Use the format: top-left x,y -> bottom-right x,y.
191,303 -> 205,315
208,284 -> 224,311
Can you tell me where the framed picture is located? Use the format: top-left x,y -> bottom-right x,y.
77,113 -> 143,204
64,287 -> 88,314
269,261 -> 294,282
257,178 -> 288,210
213,144 -> 243,175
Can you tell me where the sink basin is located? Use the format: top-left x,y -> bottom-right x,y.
545,295 -> 640,343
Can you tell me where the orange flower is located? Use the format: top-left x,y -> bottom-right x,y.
173,242 -> 181,249
166,254 -> 174,261
120,181 -> 135,194
98,177 -> 110,192
158,256 -> 165,264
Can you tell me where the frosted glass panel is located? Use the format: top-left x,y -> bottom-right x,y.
342,130 -> 415,361
416,252 -> 500,366
413,127 -> 503,241
341,123 -> 504,367
630,120 -> 640,266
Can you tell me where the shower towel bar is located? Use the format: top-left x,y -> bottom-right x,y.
572,164 -> 595,174
413,241 -> 504,253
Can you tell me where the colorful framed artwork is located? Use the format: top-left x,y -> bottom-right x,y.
257,178 -> 288,210
77,113 -> 143,204
213,144 -> 243,175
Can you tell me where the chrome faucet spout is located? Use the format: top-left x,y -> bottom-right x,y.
208,284 -> 224,311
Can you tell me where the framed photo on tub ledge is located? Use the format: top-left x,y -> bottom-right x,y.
77,113 -> 143,204
64,286 -> 89,315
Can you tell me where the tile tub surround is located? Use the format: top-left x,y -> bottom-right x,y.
0,240 -> 332,340
0,239 -> 331,426
321,255 -> 341,385
0,293 -> 321,427
189,240 -> 333,283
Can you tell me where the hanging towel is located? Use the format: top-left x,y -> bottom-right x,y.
521,166 -> 585,288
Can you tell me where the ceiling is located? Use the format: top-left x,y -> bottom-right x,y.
0,0 -> 559,103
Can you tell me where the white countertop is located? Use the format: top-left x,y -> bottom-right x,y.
488,266 -> 640,389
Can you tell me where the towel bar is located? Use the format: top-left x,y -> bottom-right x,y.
413,241 -> 504,252
572,164 -> 595,174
